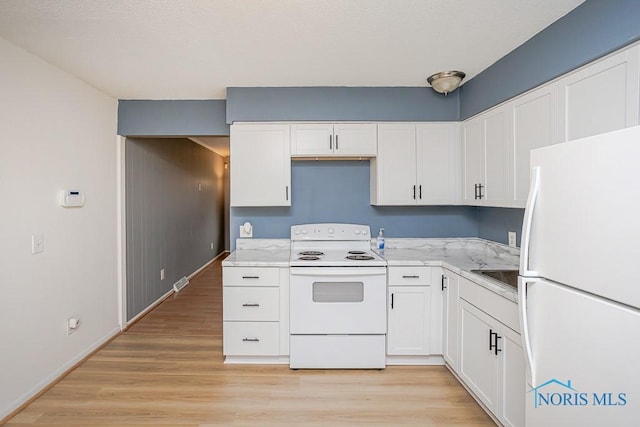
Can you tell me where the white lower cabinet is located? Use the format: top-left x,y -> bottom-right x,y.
441,269 -> 459,369
458,277 -> 525,427
222,266 -> 289,361
386,266 -> 442,363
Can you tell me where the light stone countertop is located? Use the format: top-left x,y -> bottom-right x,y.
223,237 -> 520,302
222,239 -> 291,267
377,238 -> 520,302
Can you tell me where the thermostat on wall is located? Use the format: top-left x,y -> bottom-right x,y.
60,190 -> 85,208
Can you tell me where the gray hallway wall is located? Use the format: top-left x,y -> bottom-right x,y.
125,137 -> 225,320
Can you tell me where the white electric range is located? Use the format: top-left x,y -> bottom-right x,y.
289,223 -> 387,369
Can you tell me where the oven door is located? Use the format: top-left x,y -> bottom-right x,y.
289,267 -> 387,335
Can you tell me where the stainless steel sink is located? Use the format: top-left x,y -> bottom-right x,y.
470,269 -> 519,289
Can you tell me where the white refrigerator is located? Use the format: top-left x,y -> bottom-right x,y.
519,125 -> 640,426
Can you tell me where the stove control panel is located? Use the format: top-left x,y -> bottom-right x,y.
291,223 -> 371,241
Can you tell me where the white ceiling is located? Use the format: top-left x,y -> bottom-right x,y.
0,0 -> 584,102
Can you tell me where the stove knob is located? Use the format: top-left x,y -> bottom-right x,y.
302,229 -> 308,235
354,229 -> 360,234
294,229 -> 300,235
328,227 -> 334,234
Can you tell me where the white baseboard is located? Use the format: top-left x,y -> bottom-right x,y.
1,326 -> 120,421
385,354 -> 445,366
224,356 -> 290,365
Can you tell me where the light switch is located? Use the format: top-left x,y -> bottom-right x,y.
32,234 -> 44,254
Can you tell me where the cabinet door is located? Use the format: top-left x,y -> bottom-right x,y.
559,45 -> 640,142
497,326 -> 525,427
290,123 -> 334,156
442,270 -> 459,369
371,123 -> 417,205
230,124 -> 291,207
429,268 -> 444,355
482,105 -> 509,206
511,83 -> 559,207
459,299 -> 498,412
462,116 -> 483,205
387,285 -> 431,355
416,123 -> 461,205
334,123 -> 377,156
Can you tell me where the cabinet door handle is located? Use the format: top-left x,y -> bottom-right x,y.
391,293 -> 394,309
478,183 -> 484,200
242,276 -> 260,279
474,183 -> 479,200
419,185 -> 422,200
285,185 -> 289,201
402,275 -> 420,279
242,338 -> 260,342
494,333 -> 502,355
413,185 -> 416,200
329,134 -> 332,150
489,329 -> 495,351
441,274 -> 447,291
242,303 -> 260,307
335,135 -> 339,150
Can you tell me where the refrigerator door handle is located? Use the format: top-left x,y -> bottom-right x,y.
520,166 -> 540,276
518,277 -> 536,388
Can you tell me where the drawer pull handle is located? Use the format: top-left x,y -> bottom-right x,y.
243,338 -> 259,342
402,275 -> 420,279
242,303 -> 260,307
242,276 -> 260,279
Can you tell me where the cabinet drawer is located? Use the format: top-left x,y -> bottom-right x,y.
459,277 -> 519,333
223,287 -> 279,321
223,267 -> 280,286
388,266 -> 430,285
223,322 -> 279,356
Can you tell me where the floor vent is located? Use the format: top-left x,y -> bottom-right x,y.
173,276 -> 189,292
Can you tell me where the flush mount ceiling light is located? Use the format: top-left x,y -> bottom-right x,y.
427,71 -> 466,95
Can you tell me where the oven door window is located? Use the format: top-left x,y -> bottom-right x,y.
312,282 -> 364,303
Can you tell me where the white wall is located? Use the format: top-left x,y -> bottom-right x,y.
0,37 -> 119,419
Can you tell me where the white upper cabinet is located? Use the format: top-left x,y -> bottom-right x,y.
230,123 -> 291,207
462,105 -> 509,206
482,106 -> 510,206
372,122 -> 460,205
462,116 -> 483,205
510,82 -> 559,208
416,123 -> 461,204
559,45 -> 640,142
290,123 -> 377,157
371,123 -> 417,205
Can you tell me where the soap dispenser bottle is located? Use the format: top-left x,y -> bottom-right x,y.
377,228 -> 385,250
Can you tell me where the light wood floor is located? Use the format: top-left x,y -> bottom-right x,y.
5,256 -> 495,426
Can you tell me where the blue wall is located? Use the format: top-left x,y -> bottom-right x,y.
230,161 -> 478,248
118,100 -> 230,136
226,87 -> 459,123
461,0 -> 640,119
477,207 -> 525,246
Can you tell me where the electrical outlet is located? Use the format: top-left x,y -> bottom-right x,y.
31,234 -> 44,254
67,317 -> 80,335
210,242 -> 214,250
508,231 -> 517,247
160,269 -> 165,280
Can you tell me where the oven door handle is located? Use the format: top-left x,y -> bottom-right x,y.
290,267 -> 387,276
